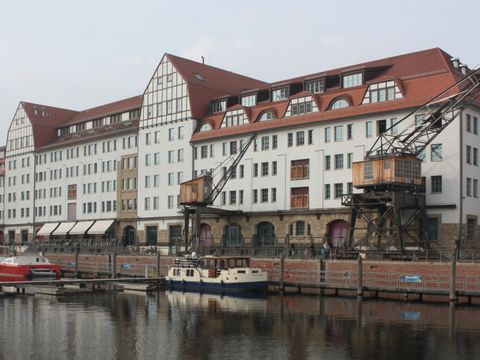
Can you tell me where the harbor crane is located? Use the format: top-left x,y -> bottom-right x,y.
179,134 -> 257,251
343,67 -> 480,252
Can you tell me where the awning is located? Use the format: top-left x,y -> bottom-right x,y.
87,219 -> 115,235
36,222 -> 59,236
68,221 -> 95,235
52,222 -> 76,236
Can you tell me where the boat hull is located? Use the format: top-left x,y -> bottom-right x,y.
0,264 -> 61,282
166,279 -> 269,292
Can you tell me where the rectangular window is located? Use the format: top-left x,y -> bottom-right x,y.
221,192 -> 226,205
290,159 -> 309,180
261,162 -> 269,176
304,79 -> 324,93
239,165 -> 244,178
296,131 -> 305,146
271,188 -> 277,202
239,190 -> 244,204
230,141 -> 237,155
261,136 -> 270,150
474,147 -> 478,166
325,155 -> 331,170
377,119 -> 387,135
347,153 -> 353,169
253,163 -> 258,177
474,117 -> 478,135
467,114 -> 472,133
467,218 -> 478,242
334,126 -> 343,142
168,128 -> 175,141
390,118 -> 399,135
474,179 -> 478,198
324,184 -> 331,199
272,87 -> 288,101
272,135 -> 278,149
334,183 -> 343,198
431,175 -> 442,193
343,72 -> 363,88
272,161 -> 277,175
253,189 -> 258,204
467,177 -> 472,197
366,121 -> 373,138
168,150 -> 174,163
222,142 -> 228,156
201,145 -> 208,159
324,127 -> 331,142
347,124 -> 353,140
467,145 -> 472,164
334,154 -> 344,170
241,94 -> 256,107
230,191 -> 236,205
431,144 -> 442,162
261,189 -> 268,203
308,130 -> 313,145
287,133 -> 293,147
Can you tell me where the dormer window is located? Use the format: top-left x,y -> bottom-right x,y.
199,123 -> 213,132
342,72 -> 363,88
362,80 -> 404,104
285,96 -> 319,117
259,111 -> 276,121
272,87 -> 289,101
330,98 -> 350,110
304,79 -> 324,93
211,99 -> 227,113
241,94 -> 256,107
221,109 -> 248,128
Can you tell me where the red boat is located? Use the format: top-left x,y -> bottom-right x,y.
0,255 -> 61,282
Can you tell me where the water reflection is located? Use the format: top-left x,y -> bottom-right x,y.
1,291 -> 480,360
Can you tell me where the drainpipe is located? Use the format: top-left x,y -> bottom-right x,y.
32,153 -> 36,242
458,111 -> 464,256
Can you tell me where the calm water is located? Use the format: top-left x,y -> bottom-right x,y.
1,291 -> 480,360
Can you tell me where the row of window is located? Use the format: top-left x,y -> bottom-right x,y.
324,183 -> 354,199
253,162 -> 278,177
252,188 -> 277,204
287,130 -> 313,147
167,172 -> 184,186
8,157 -> 30,170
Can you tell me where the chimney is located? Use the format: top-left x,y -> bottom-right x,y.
450,57 -> 460,69
459,63 -> 468,76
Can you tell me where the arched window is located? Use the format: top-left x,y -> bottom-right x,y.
258,111 -> 276,122
199,123 -> 212,132
224,224 -> 243,246
254,222 -> 276,246
330,98 -> 350,110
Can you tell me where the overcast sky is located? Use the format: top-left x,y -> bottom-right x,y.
1,0 -> 479,145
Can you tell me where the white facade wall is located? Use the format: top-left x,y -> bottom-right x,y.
138,56 -> 194,223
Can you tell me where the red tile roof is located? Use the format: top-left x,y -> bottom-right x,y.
20,95 -> 142,149
165,54 -> 267,119
191,48 -> 465,142
63,95 -> 143,126
21,102 -> 78,149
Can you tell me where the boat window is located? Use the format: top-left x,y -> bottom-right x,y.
36,258 -> 40,262
237,270 -> 246,274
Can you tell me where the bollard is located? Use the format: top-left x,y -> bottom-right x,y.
357,255 -> 363,298
449,256 -> 457,303
111,252 -> 117,279
279,253 -> 285,293
74,247 -> 79,279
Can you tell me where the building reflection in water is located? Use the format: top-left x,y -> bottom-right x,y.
1,292 -> 480,360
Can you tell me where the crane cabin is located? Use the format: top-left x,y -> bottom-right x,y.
352,155 -> 422,190
179,175 -> 213,206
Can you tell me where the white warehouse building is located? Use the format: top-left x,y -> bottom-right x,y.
0,48 -> 478,251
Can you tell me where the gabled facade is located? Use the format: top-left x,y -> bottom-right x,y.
1,47 -> 478,250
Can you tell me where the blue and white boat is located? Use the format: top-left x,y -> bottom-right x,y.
166,254 -> 268,292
